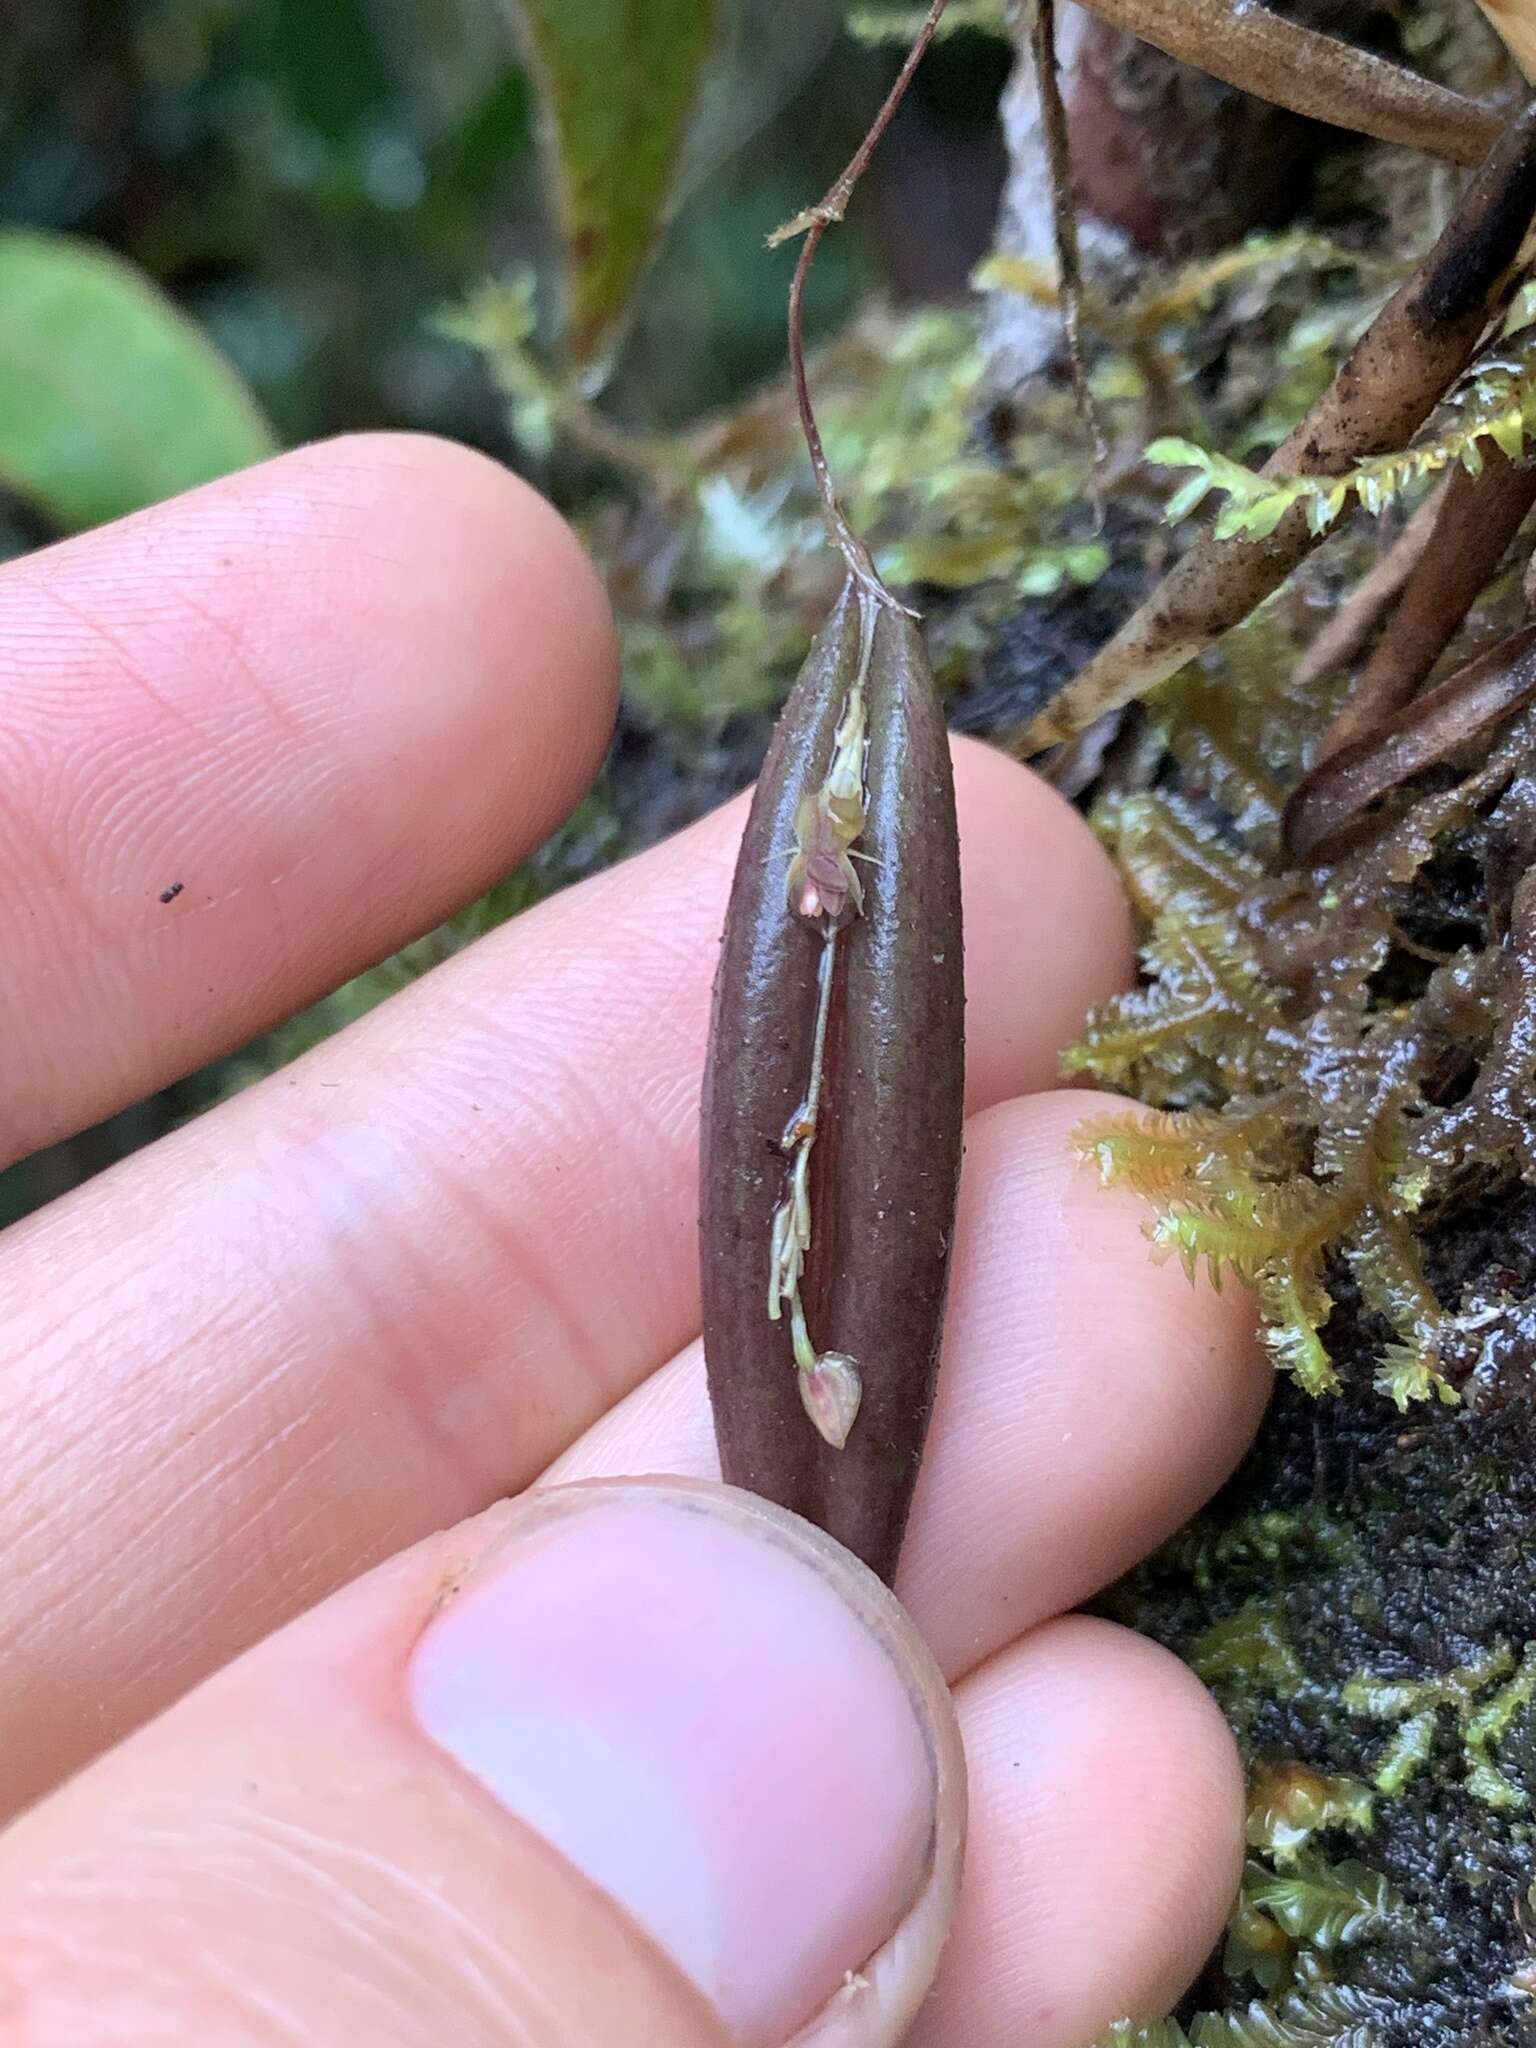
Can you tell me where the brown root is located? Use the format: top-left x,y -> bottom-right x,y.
1292,486 -> 1446,694
1082,0 -> 1502,166
1020,104 -> 1536,752
1314,450 -> 1536,763
1283,622 -> 1536,862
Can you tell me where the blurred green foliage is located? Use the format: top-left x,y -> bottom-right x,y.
0,228 -> 276,524
0,0 -> 534,448
512,0 -> 717,376
0,0 -> 906,471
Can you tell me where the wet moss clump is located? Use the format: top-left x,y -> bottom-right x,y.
1073,470 -> 1536,2042
1101,1375 -> 1536,2043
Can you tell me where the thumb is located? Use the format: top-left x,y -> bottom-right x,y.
0,1479 -> 966,2047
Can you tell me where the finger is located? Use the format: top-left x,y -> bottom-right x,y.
0,1481 -> 969,2048
0,744 -> 1131,1818
0,431 -> 617,1164
910,1617 -> 1245,2048
550,1090 -> 1270,1680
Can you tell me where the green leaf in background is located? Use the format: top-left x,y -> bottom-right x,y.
0,231 -> 277,532
506,0 -> 717,382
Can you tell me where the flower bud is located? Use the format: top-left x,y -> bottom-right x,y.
798,1351 -> 863,1451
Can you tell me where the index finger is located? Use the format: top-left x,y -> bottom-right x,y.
0,431 -> 617,1166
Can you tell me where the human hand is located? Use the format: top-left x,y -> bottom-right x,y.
0,435 -> 1270,2046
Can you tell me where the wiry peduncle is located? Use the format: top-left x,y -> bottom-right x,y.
768,592 -> 879,1448
773,0 -> 951,605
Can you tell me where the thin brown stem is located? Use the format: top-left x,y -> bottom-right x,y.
1283,622 -> 1536,863
775,0 -> 952,594
1032,0 -> 1107,489
1314,450 -> 1536,763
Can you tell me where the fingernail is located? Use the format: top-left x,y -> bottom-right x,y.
407,1483 -> 939,2046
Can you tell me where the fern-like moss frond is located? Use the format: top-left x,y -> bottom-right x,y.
1344,1645 -> 1536,1804
1462,1642 -> 1536,1811
1349,1207 -> 1458,1410
1247,1763 -> 1375,1866
1148,1170 -> 1340,1286
1191,1602 -> 1307,1703
1243,1856 -> 1404,1952
1097,2022 -> 1194,2048
1148,327 -> 1536,542
1109,793 -> 1266,927
1100,1987 -> 1386,2048
1257,1264 -> 1340,1396
1074,1108 -> 1233,1198
1189,1986 -> 1385,2047
1067,935 -> 1281,1100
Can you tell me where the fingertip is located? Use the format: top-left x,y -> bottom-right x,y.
899,1088 -> 1270,1669
951,738 -> 1136,1101
279,431 -> 621,813
918,1615 -> 1244,2048
0,1481 -> 963,2048
0,430 -> 620,1155
126,425 -> 621,824
407,1481 -> 966,2048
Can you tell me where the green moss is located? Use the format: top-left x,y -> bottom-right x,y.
1247,1763 -> 1376,1865
1145,305 -> 1536,545
1070,610 -> 1536,1409
1369,1714 -> 1438,1800
1241,1856 -> 1403,1953
1192,1603 -> 1309,1715
1102,1983 -> 1391,2046
1052,197 -> 1536,2028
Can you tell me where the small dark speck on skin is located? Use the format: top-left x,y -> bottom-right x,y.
159,882 -> 184,905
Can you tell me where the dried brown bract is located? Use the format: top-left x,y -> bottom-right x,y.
1085,0 -> 1501,166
